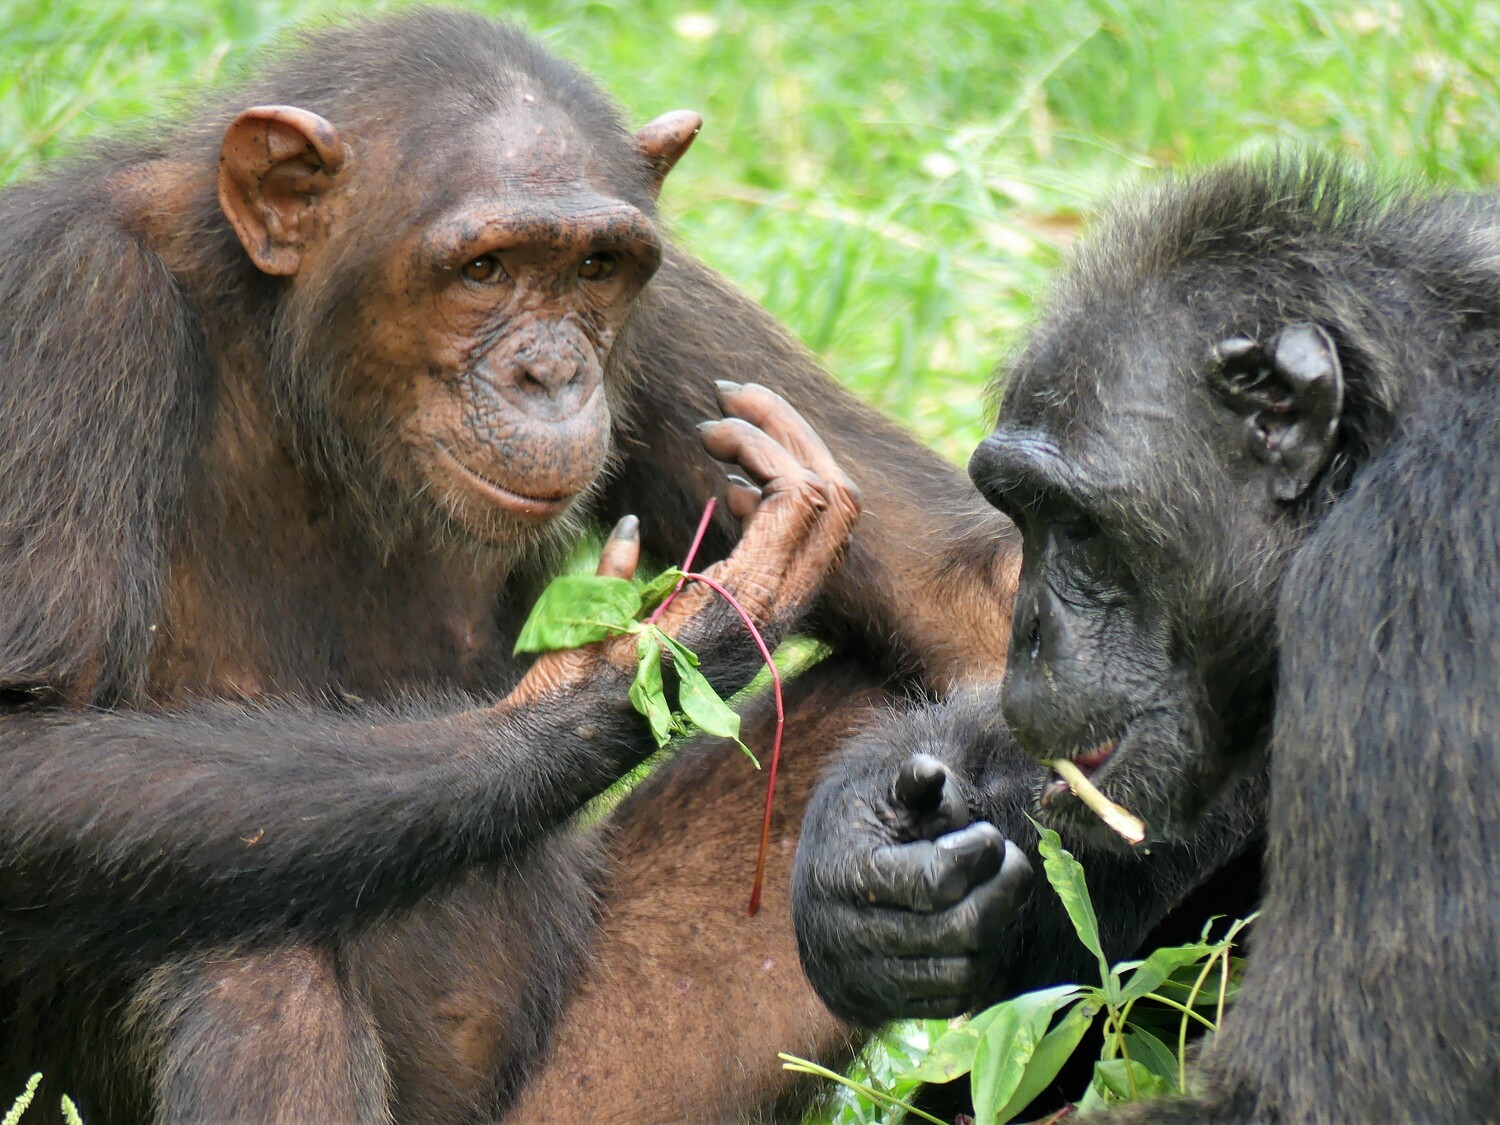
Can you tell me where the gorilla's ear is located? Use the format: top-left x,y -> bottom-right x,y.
1209,323 -> 1343,503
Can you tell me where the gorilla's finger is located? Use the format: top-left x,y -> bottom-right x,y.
596,515 -> 640,579
831,875 -> 1018,956
996,839 -> 1035,913
858,953 -> 996,1005
865,822 -> 1008,911
894,753 -> 948,814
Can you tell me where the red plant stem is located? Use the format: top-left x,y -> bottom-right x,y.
680,570 -> 784,917
646,497 -> 717,625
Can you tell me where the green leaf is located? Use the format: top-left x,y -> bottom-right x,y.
513,574 -> 641,654
907,1025 -> 979,1084
989,996 -> 1101,1123
656,629 -> 700,667
906,1002 -> 1017,1085
628,631 -> 674,747
1092,1057 -> 1170,1103
1122,1027 -> 1180,1086
636,566 -> 686,612
969,985 -> 1084,1123
666,636 -> 755,765
1152,956 -> 1244,1008
1116,942 -> 1215,1004
1034,824 -> 1111,987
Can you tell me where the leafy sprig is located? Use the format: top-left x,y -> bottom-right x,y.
785,826 -> 1253,1123
514,567 -> 751,758
513,500 -> 787,915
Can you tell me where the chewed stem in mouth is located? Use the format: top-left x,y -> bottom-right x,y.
1043,740 -> 1147,845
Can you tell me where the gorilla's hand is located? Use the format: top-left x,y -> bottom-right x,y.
792,751 -> 1032,1024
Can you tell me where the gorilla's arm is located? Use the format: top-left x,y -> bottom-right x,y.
792,689 -> 1266,1025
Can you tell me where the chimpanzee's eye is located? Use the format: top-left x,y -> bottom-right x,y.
578,253 -> 618,281
462,254 -> 503,283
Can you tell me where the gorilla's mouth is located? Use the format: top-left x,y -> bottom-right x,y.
1041,738 -> 1118,808
435,445 -> 580,521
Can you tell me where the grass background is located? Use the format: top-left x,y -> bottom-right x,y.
3,1 -> 1497,1121
4,0 -> 1499,463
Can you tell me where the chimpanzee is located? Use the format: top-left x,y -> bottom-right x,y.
795,154 -> 1500,1121
0,10 -> 1024,1123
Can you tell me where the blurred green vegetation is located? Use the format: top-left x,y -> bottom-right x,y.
4,0 -> 1497,460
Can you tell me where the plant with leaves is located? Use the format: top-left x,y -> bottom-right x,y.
787,826 -> 1251,1124
514,498 -> 790,913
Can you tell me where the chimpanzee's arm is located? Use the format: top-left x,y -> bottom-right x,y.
604,250 -> 1019,689
0,674 -> 653,969
0,392 -> 859,974
791,689 -> 1266,1025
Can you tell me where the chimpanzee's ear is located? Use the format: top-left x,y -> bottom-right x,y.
632,111 -> 702,199
1209,322 -> 1344,503
218,106 -> 347,277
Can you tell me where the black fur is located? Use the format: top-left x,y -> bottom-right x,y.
988,156 -> 1497,1120
798,156 -> 1500,1119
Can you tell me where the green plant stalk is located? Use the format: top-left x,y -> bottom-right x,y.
2,1075 -> 40,1125
777,1054 -> 947,1125
1178,954 -> 1221,1092
1217,945 -> 1232,1028
1143,993 -> 1217,1032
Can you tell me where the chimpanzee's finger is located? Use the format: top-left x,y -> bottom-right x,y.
715,381 -> 858,504
863,822 -> 1007,911
725,473 -> 763,521
698,417 -> 824,497
596,515 -> 641,580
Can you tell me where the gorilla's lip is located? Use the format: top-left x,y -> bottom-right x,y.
435,445 -> 580,521
1041,738 -> 1119,808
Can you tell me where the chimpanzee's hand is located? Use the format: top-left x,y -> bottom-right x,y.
508,385 -> 858,703
792,752 -> 1033,1024
653,380 -> 861,678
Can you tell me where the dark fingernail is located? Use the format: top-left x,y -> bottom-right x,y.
611,514 -> 640,541
715,380 -> 743,395
895,753 -> 948,811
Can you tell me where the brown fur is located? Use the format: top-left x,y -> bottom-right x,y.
0,11 -> 1019,1123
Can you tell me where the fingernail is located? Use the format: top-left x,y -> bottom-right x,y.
611,514 -> 639,540
715,380 -> 743,395
725,473 -> 757,489
697,419 -> 722,432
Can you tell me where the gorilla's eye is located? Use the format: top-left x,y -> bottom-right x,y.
462,254 -> 504,283
1058,514 -> 1100,543
578,253 -> 619,281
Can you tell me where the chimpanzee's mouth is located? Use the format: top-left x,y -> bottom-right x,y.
435,445 -> 580,521
1041,738 -> 1119,808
